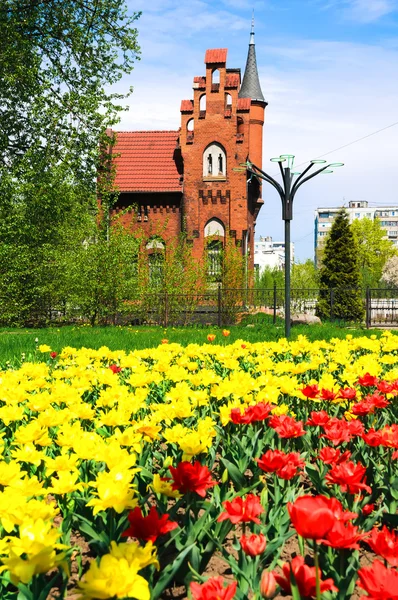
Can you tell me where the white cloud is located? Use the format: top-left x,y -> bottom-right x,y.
317,0 -> 398,22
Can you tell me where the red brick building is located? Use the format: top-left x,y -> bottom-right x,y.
111,26 -> 267,272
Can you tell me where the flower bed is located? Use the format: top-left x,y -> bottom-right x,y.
0,333 -> 397,599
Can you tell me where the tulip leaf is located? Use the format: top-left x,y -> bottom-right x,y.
220,457 -> 246,489
151,543 -> 196,599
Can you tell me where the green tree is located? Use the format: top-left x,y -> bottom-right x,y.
291,260 -> 319,289
255,266 -> 284,289
0,1 -> 141,182
316,208 -> 364,321
350,217 -> 397,288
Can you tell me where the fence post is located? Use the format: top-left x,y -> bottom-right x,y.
217,284 -> 222,327
164,291 -> 168,327
330,288 -> 334,321
273,283 -> 277,325
365,286 -> 371,328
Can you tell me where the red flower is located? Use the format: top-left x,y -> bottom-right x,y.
300,384 -> 320,399
109,364 -> 122,373
358,373 -> 379,387
218,494 -> 264,525
231,403 -> 273,424
347,420 -> 365,436
320,388 -> 338,401
318,447 -> 352,465
327,497 -> 358,522
325,460 -> 372,495
338,387 -> 357,400
377,380 -> 393,394
380,425 -> 398,449
367,392 -> 389,409
362,429 -> 384,447
260,571 -> 277,599
366,526 -> 398,567
122,506 -> 178,542
321,521 -> 367,550
50,351 -> 58,359
190,577 -> 237,600
357,560 -> 398,600
321,418 -> 352,446
273,556 -> 338,598
268,415 -> 306,438
256,449 -> 287,473
362,503 -> 375,516
352,400 -> 376,416
307,410 -> 330,426
207,334 -> 216,342
288,495 -> 337,540
169,461 -> 217,498
240,533 -> 267,556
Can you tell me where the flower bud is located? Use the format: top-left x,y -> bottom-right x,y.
240,533 -> 266,556
260,570 -> 277,599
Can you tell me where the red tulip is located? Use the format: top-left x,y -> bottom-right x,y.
190,577 -> 237,600
320,388 -> 338,401
357,560 -> 398,600
169,461 -> 217,498
122,506 -> 178,542
366,526 -> 398,567
357,373 -> 378,387
321,418 -> 352,445
288,495 -> 337,540
362,429 -> 383,447
268,415 -> 306,438
273,556 -> 338,598
300,384 -> 320,399
50,351 -> 58,359
321,521 -> 367,549
260,570 -> 277,599
306,410 -> 330,427
207,334 -> 216,342
109,364 -> 122,373
240,533 -> 267,556
362,503 -> 375,516
218,494 -> 264,525
325,460 -> 372,495
338,387 -> 357,400
318,447 -> 352,465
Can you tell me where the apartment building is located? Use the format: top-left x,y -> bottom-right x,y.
314,201 -> 398,264
254,236 -> 294,274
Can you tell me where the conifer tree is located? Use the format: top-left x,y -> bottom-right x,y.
317,208 -> 364,321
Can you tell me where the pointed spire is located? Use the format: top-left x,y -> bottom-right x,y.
239,15 -> 266,103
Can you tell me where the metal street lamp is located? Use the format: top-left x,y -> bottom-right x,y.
238,155 -> 344,337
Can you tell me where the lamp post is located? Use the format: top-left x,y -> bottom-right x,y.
240,155 -> 343,337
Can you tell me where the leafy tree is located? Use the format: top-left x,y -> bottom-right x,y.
291,260 -> 319,289
351,217 -> 397,288
382,256 -> 398,288
0,1 -> 141,182
316,208 -> 364,321
255,266 -> 284,289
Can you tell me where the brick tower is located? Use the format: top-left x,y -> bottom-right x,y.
111,25 -> 267,273
179,24 -> 267,268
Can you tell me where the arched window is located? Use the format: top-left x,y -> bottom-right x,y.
146,238 -> 165,286
203,142 -> 226,178
199,94 -> 206,118
225,93 -> 232,109
207,240 -> 223,280
204,218 -> 225,238
237,117 -> 244,135
212,69 -> 220,84
186,118 -> 194,142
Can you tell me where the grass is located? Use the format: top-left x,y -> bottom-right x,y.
0,314 -> 395,365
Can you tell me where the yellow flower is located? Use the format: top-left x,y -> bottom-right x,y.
150,474 -> 180,498
109,540 -> 159,570
86,470 -> 137,515
38,344 -> 51,353
49,471 -> 85,495
77,554 -> 149,600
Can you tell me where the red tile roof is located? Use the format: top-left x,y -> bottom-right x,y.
180,99 -> 194,112
237,97 -> 251,111
205,48 -> 227,64
112,131 -> 182,193
226,73 -> 240,88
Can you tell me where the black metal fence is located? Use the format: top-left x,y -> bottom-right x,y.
3,286 -> 398,327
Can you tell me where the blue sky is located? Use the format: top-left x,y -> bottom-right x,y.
117,0 -> 398,261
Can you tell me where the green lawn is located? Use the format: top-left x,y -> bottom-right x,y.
0,316 -> 394,365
